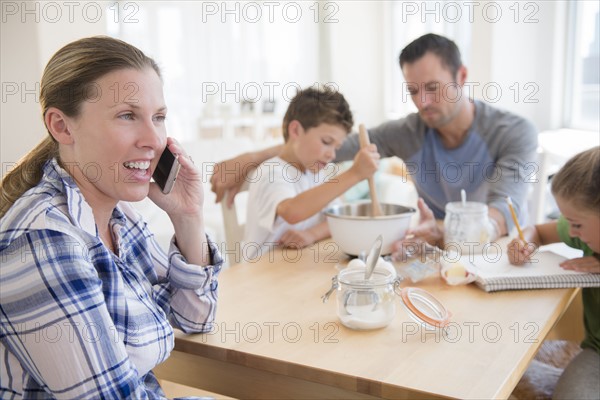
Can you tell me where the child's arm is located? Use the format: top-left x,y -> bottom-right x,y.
279,221 -> 330,249
560,256 -> 600,273
277,146 -> 378,224
507,221 -> 560,265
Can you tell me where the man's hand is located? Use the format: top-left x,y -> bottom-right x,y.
391,198 -> 443,260
210,154 -> 256,208
210,145 -> 282,207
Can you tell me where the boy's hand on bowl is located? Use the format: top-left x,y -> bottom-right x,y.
279,229 -> 315,249
350,144 -> 380,180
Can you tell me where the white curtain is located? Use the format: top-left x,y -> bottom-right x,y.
109,1 -> 321,141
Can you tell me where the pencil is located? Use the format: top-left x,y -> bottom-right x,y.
506,197 -> 525,242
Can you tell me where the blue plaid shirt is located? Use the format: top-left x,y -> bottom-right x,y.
0,159 -> 222,399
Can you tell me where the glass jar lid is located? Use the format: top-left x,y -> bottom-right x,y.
399,287 -> 452,328
338,267 -> 395,288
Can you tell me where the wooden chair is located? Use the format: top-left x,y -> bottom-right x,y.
220,181 -> 249,266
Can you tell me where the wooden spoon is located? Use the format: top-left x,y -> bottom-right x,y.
358,124 -> 383,217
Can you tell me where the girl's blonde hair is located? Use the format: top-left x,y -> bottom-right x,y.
0,36 -> 160,218
551,146 -> 600,213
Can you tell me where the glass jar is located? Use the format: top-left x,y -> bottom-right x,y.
336,267 -> 401,330
444,201 -> 492,255
322,266 -> 452,331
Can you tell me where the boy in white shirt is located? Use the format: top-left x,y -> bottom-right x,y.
243,87 -> 380,259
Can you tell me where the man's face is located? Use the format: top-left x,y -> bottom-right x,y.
402,52 -> 465,129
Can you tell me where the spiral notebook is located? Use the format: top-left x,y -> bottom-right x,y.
463,243 -> 600,292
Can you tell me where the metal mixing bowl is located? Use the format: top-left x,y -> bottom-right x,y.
325,201 -> 416,256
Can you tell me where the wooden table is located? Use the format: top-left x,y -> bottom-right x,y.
154,241 -> 580,399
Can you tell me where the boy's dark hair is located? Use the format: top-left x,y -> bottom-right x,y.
551,146 -> 600,213
282,87 -> 354,141
399,33 -> 463,78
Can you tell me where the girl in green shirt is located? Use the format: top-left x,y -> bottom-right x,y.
508,146 -> 599,400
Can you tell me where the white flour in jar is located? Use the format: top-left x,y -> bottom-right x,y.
339,302 -> 395,330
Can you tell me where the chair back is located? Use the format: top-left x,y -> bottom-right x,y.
220,180 -> 250,265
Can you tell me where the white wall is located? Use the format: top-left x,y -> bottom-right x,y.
326,1 -> 387,127
0,1 -> 107,169
1,15 -> 43,168
468,1 -> 567,132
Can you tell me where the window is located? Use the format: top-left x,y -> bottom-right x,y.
565,1 -> 600,131
107,1 -> 320,142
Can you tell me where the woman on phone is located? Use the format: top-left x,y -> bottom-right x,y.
0,36 -> 221,398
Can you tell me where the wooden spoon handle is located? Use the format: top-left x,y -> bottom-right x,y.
358,124 -> 383,217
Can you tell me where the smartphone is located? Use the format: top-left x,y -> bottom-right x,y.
153,147 -> 181,194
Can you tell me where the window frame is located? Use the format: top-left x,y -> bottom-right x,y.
563,0 -> 600,131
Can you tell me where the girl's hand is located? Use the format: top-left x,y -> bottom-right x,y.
560,256 -> 600,273
279,229 -> 315,249
149,138 -> 203,218
507,238 -> 536,265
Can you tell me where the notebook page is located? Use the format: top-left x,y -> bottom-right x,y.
464,243 -> 584,280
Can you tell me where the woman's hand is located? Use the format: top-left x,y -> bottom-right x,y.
507,238 -> 536,265
560,256 -> 600,273
149,138 -> 209,266
149,138 -> 203,218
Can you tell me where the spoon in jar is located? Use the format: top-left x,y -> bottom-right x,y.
365,234 -> 383,281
